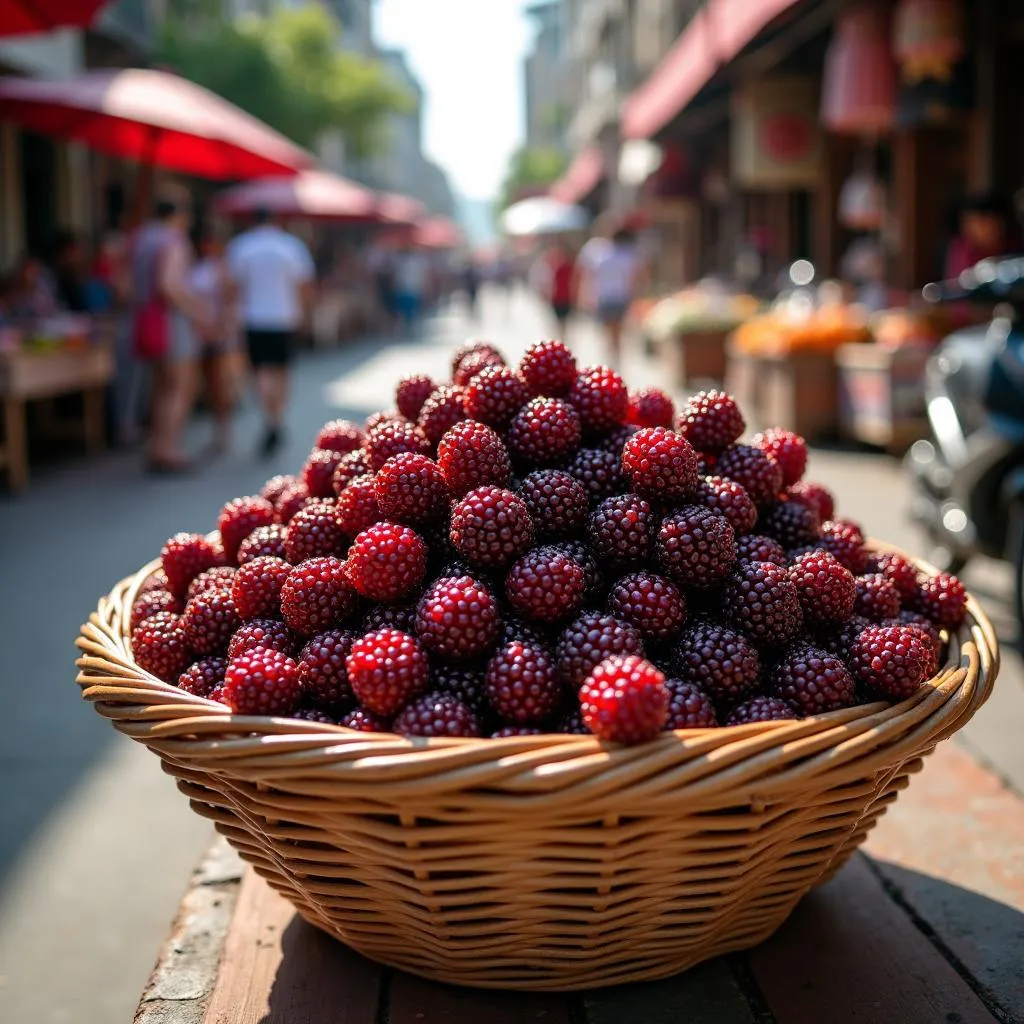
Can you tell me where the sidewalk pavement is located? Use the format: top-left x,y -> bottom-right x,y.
0,285 -> 1021,1023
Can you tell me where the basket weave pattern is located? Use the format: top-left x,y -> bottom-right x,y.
77,549 -> 998,991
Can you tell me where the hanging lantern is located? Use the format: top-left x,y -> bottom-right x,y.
893,0 -> 965,84
838,169 -> 888,231
821,3 -> 897,136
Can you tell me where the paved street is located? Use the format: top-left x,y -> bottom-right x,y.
1,286 -> 1022,1023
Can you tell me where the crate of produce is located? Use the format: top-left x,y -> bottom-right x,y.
77,341 -> 997,991
836,341 -> 931,452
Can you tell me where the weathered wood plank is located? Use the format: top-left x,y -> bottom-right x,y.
584,958 -> 758,1024
201,874 -> 380,1024
865,741 -> 1024,1022
749,854 -> 999,1024
387,972 -> 575,1024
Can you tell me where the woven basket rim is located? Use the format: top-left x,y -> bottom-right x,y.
76,541 -> 999,782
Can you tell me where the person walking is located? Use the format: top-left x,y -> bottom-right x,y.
130,188 -> 206,474
226,209 -> 315,457
536,242 -> 578,340
578,223 -> 642,368
392,244 -> 430,335
190,230 -> 239,457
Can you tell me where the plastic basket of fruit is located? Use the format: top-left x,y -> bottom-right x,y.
77,341 -> 998,991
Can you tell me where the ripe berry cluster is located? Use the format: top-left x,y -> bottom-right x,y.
132,341 -> 966,746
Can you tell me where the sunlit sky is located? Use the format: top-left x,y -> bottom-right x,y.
375,0 -> 535,202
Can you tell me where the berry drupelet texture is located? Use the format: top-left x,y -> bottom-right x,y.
787,480 -> 835,524
506,397 -> 582,468
449,486 -> 535,568
237,524 -> 289,564
518,339 -> 577,396
186,566 -> 237,601
607,571 -> 687,642
735,534 -> 788,566
415,575 -> 500,660
771,644 -> 856,714
222,647 -> 302,717
588,493 -> 656,567
296,630 -> 357,712
725,560 -> 804,647
673,623 -> 761,707
566,447 -> 627,505
346,523 -> 428,602
393,691 -> 482,737
914,572 -> 968,629
364,420 -> 431,471
182,588 -> 240,656
228,619 -> 299,659
579,655 -> 669,744
437,420 -> 512,496
178,657 -> 228,699
517,470 -> 590,539
485,641 -> 563,724
131,588 -> 181,630
218,496 -> 276,564
418,385 -> 467,446
627,387 -> 674,428
663,678 -> 718,729
726,696 -> 799,725
462,365 -> 528,428
568,366 -> 629,432
753,428 -> 807,487
655,505 -> 737,589
676,390 -> 745,454
161,532 -> 224,600
819,518 -> 868,573
556,613 -> 645,689
375,453 -> 449,524
285,500 -> 346,563
788,550 -> 856,627
716,445 -> 784,507
132,611 -> 192,682
694,476 -> 758,535
302,447 -> 345,499
346,628 -> 430,716
280,556 -> 356,635
331,450 -> 372,496
315,419 -> 364,454
758,500 -> 820,550
395,375 -> 435,421
849,624 -> 932,700
622,427 -> 699,502
334,476 -> 381,540
506,546 -> 587,623
864,551 -> 919,603
854,573 -> 902,621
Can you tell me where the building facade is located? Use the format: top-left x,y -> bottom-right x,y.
523,1 -> 569,153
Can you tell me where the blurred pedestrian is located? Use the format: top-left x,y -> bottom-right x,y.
130,188 -> 206,474
578,223 -> 641,367
539,241 -> 577,340
7,255 -> 57,319
460,256 -> 480,319
50,231 -> 88,312
393,244 -> 430,334
190,230 -> 239,457
226,208 -> 315,457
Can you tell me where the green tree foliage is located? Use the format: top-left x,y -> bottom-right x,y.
158,1 -> 411,158
498,146 -> 568,210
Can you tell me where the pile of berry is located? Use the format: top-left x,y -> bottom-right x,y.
131,340 -> 967,745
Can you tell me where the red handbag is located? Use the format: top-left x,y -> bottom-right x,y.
132,239 -> 170,360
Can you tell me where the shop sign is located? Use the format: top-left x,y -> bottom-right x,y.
731,77 -> 823,189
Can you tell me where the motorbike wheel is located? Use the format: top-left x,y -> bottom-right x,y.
925,534 -> 969,576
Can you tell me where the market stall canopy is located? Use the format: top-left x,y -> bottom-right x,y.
0,68 -> 314,180
377,192 -> 428,226
549,147 -> 605,204
213,169 -> 378,221
415,217 -> 463,249
0,0 -> 106,36
621,0 -> 803,139
501,197 -> 590,237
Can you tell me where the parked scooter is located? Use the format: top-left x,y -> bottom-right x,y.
907,256 -> 1024,628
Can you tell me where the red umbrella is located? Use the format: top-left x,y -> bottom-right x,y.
0,68 -> 314,179
414,217 -> 463,249
214,170 -> 378,221
0,0 -> 106,36
377,192 -> 427,226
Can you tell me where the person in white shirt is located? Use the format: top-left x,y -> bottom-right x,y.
392,246 -> 430,332
577,224 -> 642,367
226,209 -> 315,456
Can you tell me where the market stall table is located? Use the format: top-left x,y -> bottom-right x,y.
137,741 -> 1023,1024
0,340 -> 113,492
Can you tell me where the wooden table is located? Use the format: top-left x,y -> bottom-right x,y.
136,742 -> 1024,1024
0,343 -> 113,492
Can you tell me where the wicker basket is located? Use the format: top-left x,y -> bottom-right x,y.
76,547 -> 998,991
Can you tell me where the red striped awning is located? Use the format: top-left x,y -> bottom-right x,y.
622,0 -> 803,140
549,147 -> 605,204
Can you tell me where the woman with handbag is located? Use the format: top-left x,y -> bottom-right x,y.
130,189 -> 207,474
